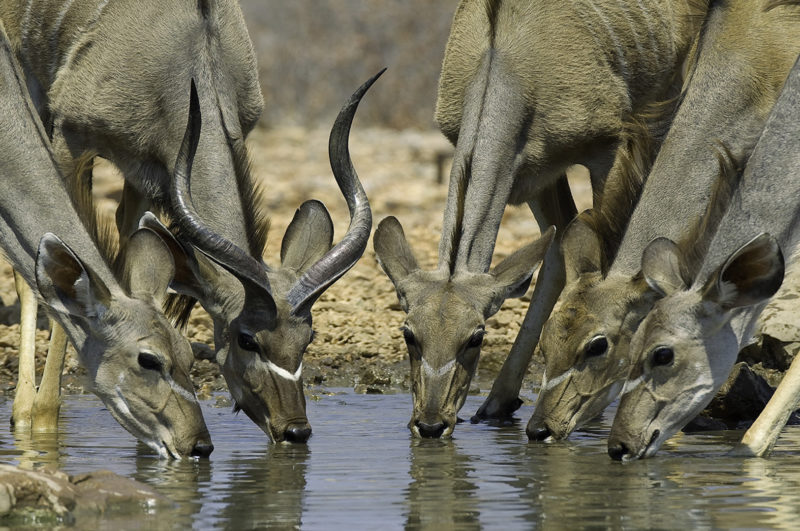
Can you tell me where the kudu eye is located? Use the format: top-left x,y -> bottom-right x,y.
238,332 -> 259,353
652,346 -> 675,366
584,335 -> 609,358
401,327 -> 416,348
138,352 -> 163,372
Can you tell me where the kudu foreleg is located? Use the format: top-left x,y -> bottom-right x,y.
11,271 -> 37,430
31,323 -> 68,431
473,176 -> 576,420
736,345 -> 800,457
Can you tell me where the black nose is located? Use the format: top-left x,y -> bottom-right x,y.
190,441 -> 214,458
416,421 -> 446,438
284,425 -> 312,443
527,424 -> 552,442
608,441 -> 630,461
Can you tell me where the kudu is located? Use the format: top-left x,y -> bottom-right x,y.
0,0 -> 361,443
0,22 -> 212,458
374,0 -> 707,437
528,0 -> 800,442
141,73 -> 378,443
608,52 -> 800,461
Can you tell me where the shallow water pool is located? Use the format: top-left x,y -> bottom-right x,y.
1,390 -> 799,529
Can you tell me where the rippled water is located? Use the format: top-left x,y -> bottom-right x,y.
1,390 -> 800,529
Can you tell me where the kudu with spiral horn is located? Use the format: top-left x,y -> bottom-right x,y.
148,72 -> 380,443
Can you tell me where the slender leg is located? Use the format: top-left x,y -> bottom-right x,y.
11,272 -> 38,430
115,180 -> 151,249
736,345 -> 800,457
31,322 -> 69,432
472,176 -> 577,420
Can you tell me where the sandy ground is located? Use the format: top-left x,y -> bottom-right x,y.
0,126 -> 593,401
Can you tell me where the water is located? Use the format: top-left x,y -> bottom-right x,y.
1,390 -> 800,529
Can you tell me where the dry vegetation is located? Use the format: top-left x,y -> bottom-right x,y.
241,0 -> 460,129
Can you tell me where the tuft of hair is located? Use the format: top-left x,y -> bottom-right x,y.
164,292 -> 197,330
63,153 -> 121,270
231,141 -> 271,259
675,142 -> 742,282
587,115 -> 658,275
764,0 -> 800,12
482,0 -> 502,44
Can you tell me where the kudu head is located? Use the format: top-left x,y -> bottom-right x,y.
374,219 -> 554,438
608,234 -> 784,461
528,215 -> 658,442
157,73 -> 379,443
34,229 -> 212,459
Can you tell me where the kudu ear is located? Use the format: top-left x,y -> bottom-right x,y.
641,237 -> 689,297
35,233 -> 112,320
138,212 -> 218,301
281,200 -> 334,273
374,216 -> 420,283
486,226 -> 555,316
702,233 -> 784,309
120,228 -> 176,306
561,212 -> 603,284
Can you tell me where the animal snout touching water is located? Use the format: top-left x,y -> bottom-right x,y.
5,0 -> 800,526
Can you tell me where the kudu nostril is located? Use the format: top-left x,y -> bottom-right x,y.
527,425 -> 552,442
607,441 -> 630,461
190,441 -> 214,458
284,425 -> 312,443
416,421 -> 446,438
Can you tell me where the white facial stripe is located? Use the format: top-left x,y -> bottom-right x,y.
621,374 -> 644,396
165,374 -> 198,403
266,360 -> 303,382
543,368 -> 574,392
421,358 -> 456,379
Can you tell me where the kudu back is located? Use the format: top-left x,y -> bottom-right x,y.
375,0 -> 707,437
528,0 -> 800,442
609,52 -> 800,460
0,22 -> 211,458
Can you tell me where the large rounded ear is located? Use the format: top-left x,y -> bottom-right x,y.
702,233 -> 784,309
138,211 -> 218,301
120,228 -> 176,306
641,237 -> 689,297
35,233 -> 112,320
373,216 -> 419,284
561,212 -> 602,284
281,200 -> 334,273
484,226 -> 555,316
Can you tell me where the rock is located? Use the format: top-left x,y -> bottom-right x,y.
699,362 -> 800,429
0,465 -> 167,524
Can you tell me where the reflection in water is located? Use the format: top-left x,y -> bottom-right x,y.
11,427 -> 62,471
1,393 -> 800,528
405,439 -> 478,529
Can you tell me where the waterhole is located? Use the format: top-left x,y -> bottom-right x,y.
1,391 -> 799,529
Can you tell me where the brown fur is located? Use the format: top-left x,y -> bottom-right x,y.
62,153 -> 122,275
583,111 -> 663,275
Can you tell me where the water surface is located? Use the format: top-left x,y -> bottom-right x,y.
1,390 -> 799,529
